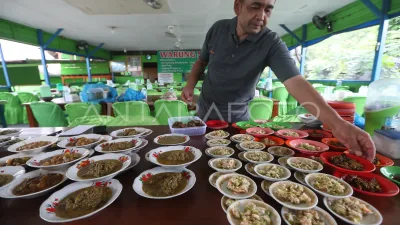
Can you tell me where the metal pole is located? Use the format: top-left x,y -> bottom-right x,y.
37,30 -> 51,86
86,57 -> 92,83
0,43 -> 11,87
299,24 -> 307,76
371,0 -> 390,81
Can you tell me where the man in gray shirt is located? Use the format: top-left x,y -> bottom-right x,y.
182,0 -> 375,161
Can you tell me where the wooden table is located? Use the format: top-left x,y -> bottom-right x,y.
0,100 -> 7,128
0,125 -> 399,225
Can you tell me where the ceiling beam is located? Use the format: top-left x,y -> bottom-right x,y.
359,0 -> 382,18
42,28 -> 64,49
280,24 -> 302,44
88,43 -> 105,57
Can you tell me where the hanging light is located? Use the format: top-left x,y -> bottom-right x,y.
143,0 -> 162,9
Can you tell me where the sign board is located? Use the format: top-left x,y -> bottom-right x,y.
158,73 -> 174,84
157,50 -> 201,74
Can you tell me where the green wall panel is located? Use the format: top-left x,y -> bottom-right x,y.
60,62 -> 110,75
0,18 -> 110,60
0,66 -> 41,85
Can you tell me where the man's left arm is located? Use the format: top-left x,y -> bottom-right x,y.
266,37 -> 375,161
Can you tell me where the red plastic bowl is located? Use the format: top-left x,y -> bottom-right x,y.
246,127 -> 274,138
206,120 -> 228,130
320,152 -> 376,174
303,129 -> 333,141
322,138 -> 348,151
344,151 -> 395,168
276,129 -> 309,140
256,136 -> 285,147
328,101 -> 356,109
333,171 -> 399,197
288,139 -> 330,155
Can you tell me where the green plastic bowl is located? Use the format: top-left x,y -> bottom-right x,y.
380,166 -> 400,186
235,121 -> 259,130
261,122 -> 292,131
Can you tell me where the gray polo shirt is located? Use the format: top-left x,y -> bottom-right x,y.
197,17 -> 300,122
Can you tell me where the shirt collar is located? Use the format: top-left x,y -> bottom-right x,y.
230,16 -> 267,43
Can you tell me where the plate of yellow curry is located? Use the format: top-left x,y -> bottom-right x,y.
147,146 -> 202,168
66,153 -> 131,182
133,166 -> 196,199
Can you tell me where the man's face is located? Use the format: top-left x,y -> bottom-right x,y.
235,0 -> 275,35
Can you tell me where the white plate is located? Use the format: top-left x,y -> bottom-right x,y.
226,199 -> 281,225
205,130 -> 230,140
244,163 -> 262,178
110,127 -> 152,138
239,141 -> 266,151
243,151 -> 274,164
147,146 -> 202,168
26,148 -> 91,170
153,134 -> 190,146
131,138 -> 149,153
221,195 -> 263,213
323,197 -> 383,225
0,128 -> 22,136
57,134 -> 104,149
133,166 -> 196,199
207,139 -> 231,147
0,153 -> 32,167
267,146 -> 295,157
94,138 -> 143,154
39,179 -> 123,223
121,152 -> 140,173
237,152 -> 248,162
277,157 -> 291,169
8,136 -> 58,155
209,158 -> 242,173
261,180 -> 276,196
101,135 -> 113,141
305,173 -> 353,199
269,181 -> 318,210
0,170 -> 67,199
294,172 -> 307,186
205,146 -> 235,158
209,172 -> 235,188
0,166 -> 25,191
216,174 -> 257,199
281,206 -> 337,225
254,163 -> 291,181
66,153 -> 131,182
1,136 -> 30,148
235,144 -> 245,151
230,134 -> 255,143
0,136 -> 15,147
287,157 -> 323,173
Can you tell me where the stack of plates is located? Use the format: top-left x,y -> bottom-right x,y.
327,101 -> 355,128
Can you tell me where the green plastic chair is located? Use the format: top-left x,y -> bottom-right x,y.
30,102 -> 68,127
68,115 -> 114,127
272,87 -> 289,116
146,89 -> 159,94
287,95 -> 298,113
17,92 -> 40,124
193,89 -> 201,95
112,101 -> 151,117
0,93 -> 23,125
315,86 -> 327,94
273,82 -> 284,87
65,103 -> 101,124
106,116 -> 160,126
154,100 -> 189,125
116,87 -> 127,96
343,96 -> 367,116
249,98 -> 273,120
333,86 -> 350,92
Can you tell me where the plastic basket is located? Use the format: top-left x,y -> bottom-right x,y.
168,116 -> 207,136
